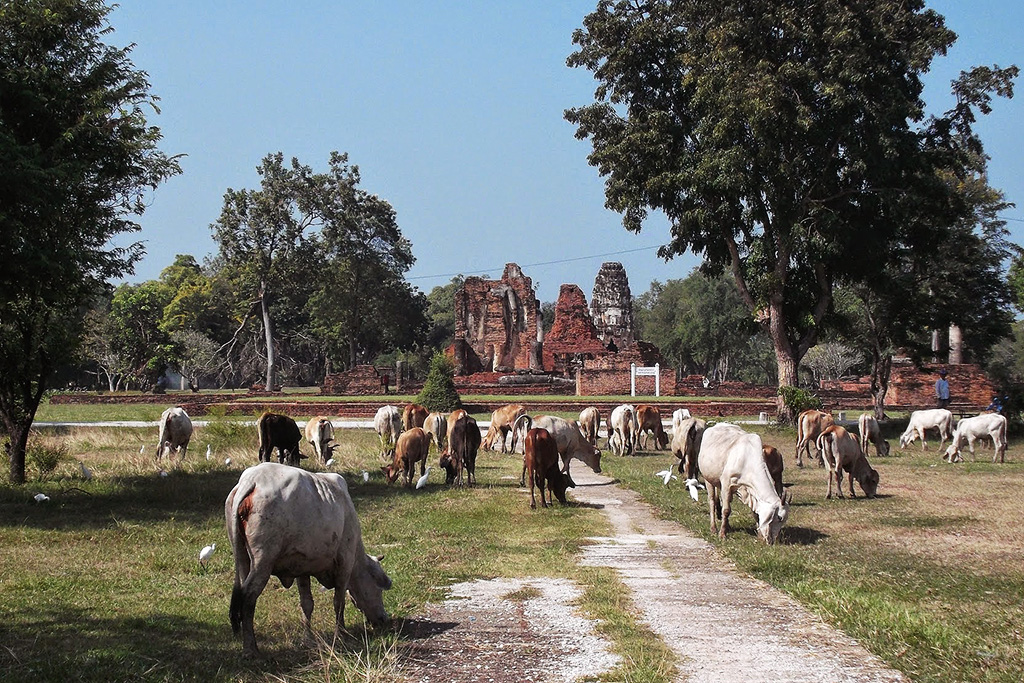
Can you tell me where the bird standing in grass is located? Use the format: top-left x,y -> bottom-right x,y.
416,466 -> 432,490
655,469 -> 677,486
79,461 -> 92,481
362,471 -> 369,482
224,457 -> 231,466
139,444 -> 145,455
199,543 -> 216,569
206,445 -> 212,461
684,478 -> 703,501
34,493 -> 50,503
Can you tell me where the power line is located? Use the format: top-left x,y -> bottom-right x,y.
406,244 -> 664,282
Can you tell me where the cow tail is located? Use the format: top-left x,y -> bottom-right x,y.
511,415 -> 532,453
228,481 -> 257,635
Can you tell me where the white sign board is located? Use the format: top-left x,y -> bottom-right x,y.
630,363 -> 661,397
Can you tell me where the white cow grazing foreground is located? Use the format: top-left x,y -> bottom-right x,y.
857,413 -> 890,458
608,404 -> 635,457
899,409 -> 953,452
944,413 -> 1008,463
304,416 -> 337,464
156,406 -> 192,461
373,405 -> 403,460
697,423 -> 790,544
226,463 -> 392,656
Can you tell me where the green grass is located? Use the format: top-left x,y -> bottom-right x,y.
604,424 -> 1024,683
1,425 -> 666,682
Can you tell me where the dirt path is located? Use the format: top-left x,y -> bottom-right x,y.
569,464 -> 907,683
399,465 -> 908,683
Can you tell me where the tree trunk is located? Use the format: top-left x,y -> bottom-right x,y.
260,287 -> 276,391
5,420 -> 30,484
870,352 -> 892,420
769,300 -> 800,422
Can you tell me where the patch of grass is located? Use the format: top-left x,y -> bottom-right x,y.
600,424 -> 1024,683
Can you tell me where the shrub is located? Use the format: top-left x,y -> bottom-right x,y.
777,385 -> 822,423
26,441 -> 68,481
416,353 -> 462,412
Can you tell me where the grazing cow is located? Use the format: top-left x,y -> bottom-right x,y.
857,413 -> 890,459
225,463 -> 392,656
671,408 -> 692,434
445,410 -> 481,486
156,406 -> 193,461
513,415 -> 601,483
671,417 -> 706,479
578,407 -> 601,447
697,422 -> 790,544
482,403 -> 527,453
816,425 -> 880,499
373,406 -> 403,461
608,404 -> 635,457
944,413 -> 1008,463
523,428 -> 575,509
899,409 -> 953,452
382,427 -> 433,487
402,403 -> 429,432
257,412 -> 302,466
761,445 -> 785,498
423,412 -> 448,452
304,416 -> 337,465
794,409 -> 834,467
634,404 -> 669,450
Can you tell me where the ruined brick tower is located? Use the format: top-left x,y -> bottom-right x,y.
590,262 -> 635,350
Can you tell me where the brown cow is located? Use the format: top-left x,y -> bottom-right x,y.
524,428 -> 575,509
257,412 -> 303,466
816,425 -> 879,499
761,445 -> 785,498
634,405 -> 669,450
402,403 -> 429,432
382,427 -> 432,488
444,410 -> 481,486
794,409 -> 834,468
482,403 -> 527,453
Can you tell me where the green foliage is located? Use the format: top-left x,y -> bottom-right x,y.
25,440 -> 67,481
777,385 -> 822,416
416,353 -> 462,412
0,0 -> 181,482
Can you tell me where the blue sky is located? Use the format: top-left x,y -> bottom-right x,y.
110,1 -> 1023,304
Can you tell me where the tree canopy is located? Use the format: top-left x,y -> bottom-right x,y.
566,0 -> 1013,417
0,0 -> 180,482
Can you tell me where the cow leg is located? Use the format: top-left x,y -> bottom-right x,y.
520,456 -> 528,487
297,576 -> 315,634
847,470 -> 856,498
707,485 -> 718,534
237,568 -> 272,656
719,489 -> 732,539
332,564 -> 355,639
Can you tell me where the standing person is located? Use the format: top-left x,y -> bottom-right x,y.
935,369 -> 950,409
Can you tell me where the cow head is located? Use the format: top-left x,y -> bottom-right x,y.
380,464 -> 401,485
879,440 -> 890,457
439,454 -> 456,484
348,553 -> 393,628
754,493 -> 789,545
657,430 -> 670,450
943,443 -> 963,463
858,466 -> 880,498
549,468 -> 576,504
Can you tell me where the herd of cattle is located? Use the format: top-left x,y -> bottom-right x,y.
147,401 -> 1010,654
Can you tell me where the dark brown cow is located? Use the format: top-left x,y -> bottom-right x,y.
524,428 -> 575,509
761,445 -> 785,498
257,412 -> 303,466
634,405 -> 669,450
382,427 -> 432,487
444,410 -> 481,487
402,403 -> 429,432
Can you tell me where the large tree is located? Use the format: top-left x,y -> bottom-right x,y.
566,0 -> 975,418
0,0 -> 179,482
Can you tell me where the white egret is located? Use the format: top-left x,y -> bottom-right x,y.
139,444 -> 145,455
159,469 -> 168,478
415,466 -> 432,490
224,457 -> 232,466
199,543 -> 216,568
206,445 -> 212,460
362,471 -> 369,482
79,461 -> 92,481
655,469 -> 677,486
684,478 -> 703,502
34,493 -> 50,503
325,458 -> 335,467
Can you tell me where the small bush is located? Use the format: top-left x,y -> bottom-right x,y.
416,353 -> 462,412
27,441 -> 68,481
778,385 -> 822,422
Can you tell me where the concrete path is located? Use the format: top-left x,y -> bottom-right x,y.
568,464 -> 907,683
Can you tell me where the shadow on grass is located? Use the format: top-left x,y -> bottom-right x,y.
782,525 -> 829,545
396,618 -> 459,640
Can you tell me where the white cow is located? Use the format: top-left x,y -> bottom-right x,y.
899,409 -> 953,452
156,406 -> 193,461
857,413 -> 890,458
671,408 -> 692,434
225,463 -> 392,656
578,407 -> 601,447
697,422 -> 789,544
304,416 -> 337,465
513,414 -> 601,481
944,413 -> 1008,463
608,404 -> 635,457
423,412 -> 448,453
373,405 -> 403,460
